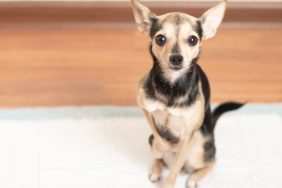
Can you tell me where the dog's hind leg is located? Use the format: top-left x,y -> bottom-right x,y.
186,162 -> 215,188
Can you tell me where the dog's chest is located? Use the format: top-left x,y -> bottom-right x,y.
137,74 -> 205,142
143,97 -> 204,141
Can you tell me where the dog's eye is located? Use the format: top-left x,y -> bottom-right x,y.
187,35 -> 198,46
155,35 -> 166,46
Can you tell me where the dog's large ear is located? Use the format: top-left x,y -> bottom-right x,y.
200,1 -> 226,40
131,0 -> 156,34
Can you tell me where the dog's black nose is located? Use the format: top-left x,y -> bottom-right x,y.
169,54 -> 183,66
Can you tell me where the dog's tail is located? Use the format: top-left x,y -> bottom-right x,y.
211,101 -> 245,130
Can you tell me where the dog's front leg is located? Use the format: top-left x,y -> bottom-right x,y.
142,109 -> 170,152
164,131 -> 196,188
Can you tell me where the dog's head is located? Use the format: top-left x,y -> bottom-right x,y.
131,0 -> 226,81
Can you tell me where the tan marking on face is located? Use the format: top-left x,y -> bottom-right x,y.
152,22 -> 175,66
151,13 -> 202,82
178,22 -> 201,67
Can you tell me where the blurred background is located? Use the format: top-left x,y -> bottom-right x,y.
0,0 -> 281,107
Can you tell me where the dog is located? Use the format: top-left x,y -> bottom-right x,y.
130,0 -> 244,188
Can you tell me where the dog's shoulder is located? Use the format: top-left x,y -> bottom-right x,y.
137,73 -> 148,89
136,74 -> 147,108
137,73 -> 166,111
195,64 -> 211,107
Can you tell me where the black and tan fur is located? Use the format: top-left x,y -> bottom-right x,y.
131,1 -> 244,188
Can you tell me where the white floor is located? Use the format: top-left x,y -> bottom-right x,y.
0,105 -> 281,188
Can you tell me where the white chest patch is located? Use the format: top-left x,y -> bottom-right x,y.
142,98 -> 166,112
137,76 -> 205,142
142,95 -> 205,140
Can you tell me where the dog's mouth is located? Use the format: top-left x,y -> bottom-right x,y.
169,65 -> 183,70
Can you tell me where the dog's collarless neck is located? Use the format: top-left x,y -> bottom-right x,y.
144,58 -> 200,107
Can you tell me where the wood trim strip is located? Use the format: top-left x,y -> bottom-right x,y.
0,1 -> 281,26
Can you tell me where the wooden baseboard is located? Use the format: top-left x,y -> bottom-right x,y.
0,1 -> 281,27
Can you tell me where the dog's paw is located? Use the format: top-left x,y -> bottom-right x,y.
148,170 -> 161,183
186,179 -> 198,188
162,181 -> 175,188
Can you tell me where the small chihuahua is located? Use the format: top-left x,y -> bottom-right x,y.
131,0 -> 243,188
